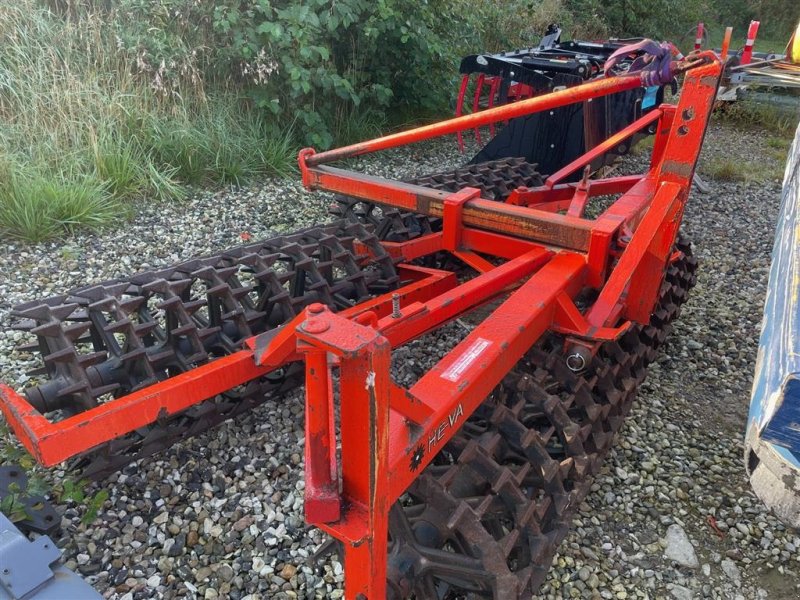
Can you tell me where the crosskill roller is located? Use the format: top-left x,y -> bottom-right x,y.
1,50 -> 721,598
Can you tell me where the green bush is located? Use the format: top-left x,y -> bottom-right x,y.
106,0 -> 589,147
565,0 -> 708,40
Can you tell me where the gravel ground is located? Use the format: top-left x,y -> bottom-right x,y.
1,118 -> 799,600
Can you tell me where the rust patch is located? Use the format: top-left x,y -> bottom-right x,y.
662,160 -> 693,179
416,194 -> 431,215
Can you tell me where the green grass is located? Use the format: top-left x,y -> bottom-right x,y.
0,1 -> 301,242
766,136 -> 792,152
704,158 -> 747,182
703,155 -> 785,184
0,157 -> 126,241
714,100 -> 798,139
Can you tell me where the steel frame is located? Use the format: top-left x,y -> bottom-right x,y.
0,53 -> 721,599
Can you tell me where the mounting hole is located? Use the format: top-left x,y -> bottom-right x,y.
677,125 -> 689,136
8,470 -> 18,477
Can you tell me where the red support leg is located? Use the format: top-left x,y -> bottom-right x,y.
338,342 -> 391,600
472,74 -> 486,145
298,310 -> 393,600
303,338 -> 340,523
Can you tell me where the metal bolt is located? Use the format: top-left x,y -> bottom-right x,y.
391,293 -> 401,318
308,303 -> 325,314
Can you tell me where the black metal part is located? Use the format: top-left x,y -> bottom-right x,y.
458,28 -> 667,179
459,29 -> 651,89
0,466 -> 60,537
471,87 -> 653,177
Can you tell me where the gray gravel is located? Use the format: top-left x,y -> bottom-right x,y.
1,119 -> 799,600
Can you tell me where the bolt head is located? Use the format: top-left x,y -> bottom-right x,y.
308,303 -> 325,314
304,318 -> 330,334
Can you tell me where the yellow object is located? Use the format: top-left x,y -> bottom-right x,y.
789,20 -> 800,64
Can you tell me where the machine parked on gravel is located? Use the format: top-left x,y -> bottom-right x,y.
0,46 -> 721,598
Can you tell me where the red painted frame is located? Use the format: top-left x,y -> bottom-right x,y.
292,53 -> 720,599
0,52 -> 721,600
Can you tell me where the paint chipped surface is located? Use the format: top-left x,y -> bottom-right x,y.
365,371 -> 376,390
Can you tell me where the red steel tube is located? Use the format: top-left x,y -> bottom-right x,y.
305,349 -> 334,485
305,74 -> 643,165
304,348 -> 340,523
545,108 -> 663,187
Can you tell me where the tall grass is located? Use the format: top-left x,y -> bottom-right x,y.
715,99 -> 798,138
0,1 -> 297,241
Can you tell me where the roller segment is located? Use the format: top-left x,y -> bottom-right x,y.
9,220 -> 398,477
385,238 -> 697,597
7,159 -> 544,477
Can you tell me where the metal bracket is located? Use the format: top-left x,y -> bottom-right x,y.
0,467 -> 59,537
0,511 -> 103,599
0,521 -> 60,598
442,187 -> 481,251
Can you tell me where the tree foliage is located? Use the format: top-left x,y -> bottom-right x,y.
43,0 -> 800,148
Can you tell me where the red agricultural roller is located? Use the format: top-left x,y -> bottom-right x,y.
1,48 -> 721,598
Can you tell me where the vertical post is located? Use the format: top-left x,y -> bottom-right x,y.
303,328 -> 340,523
338,338 -> 391,599
695,22 -> 705,51
720,27 -> 733,61
741,20 -> 760,65
297,307 -> 393,599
